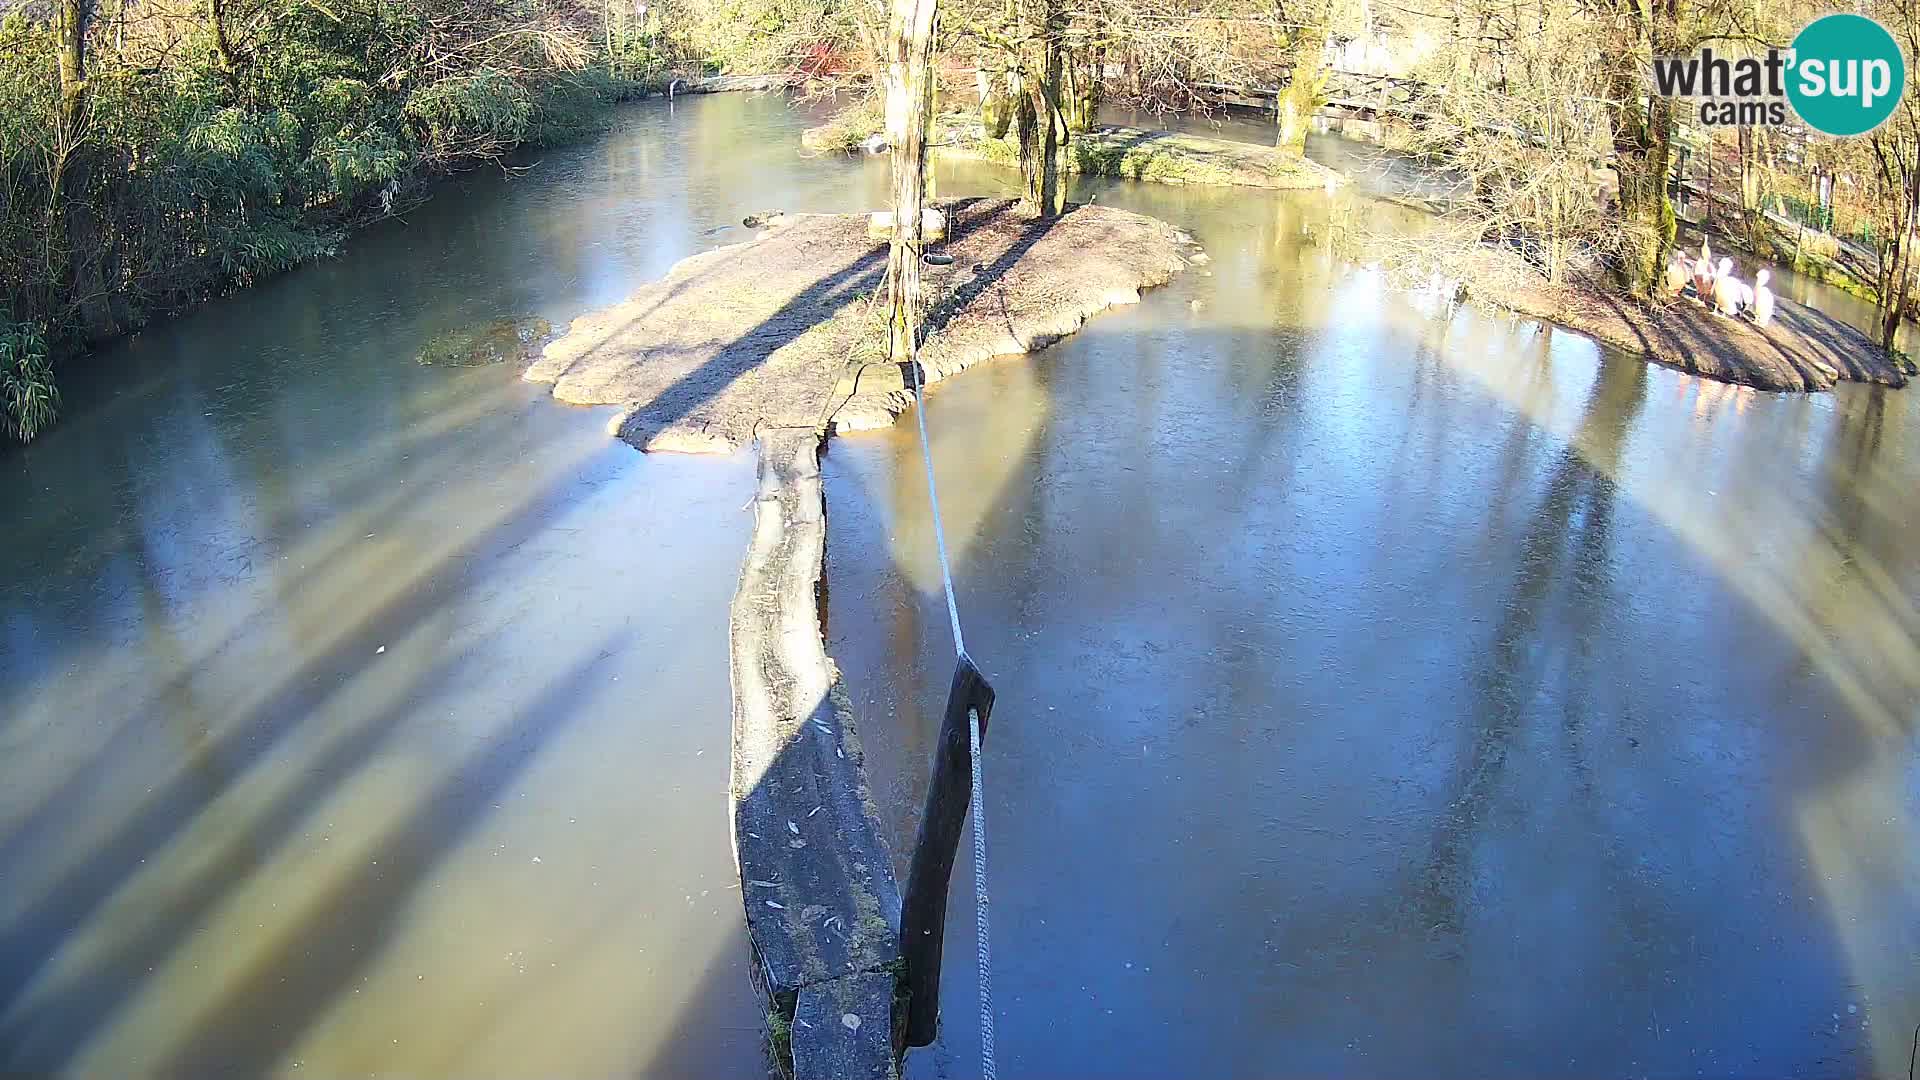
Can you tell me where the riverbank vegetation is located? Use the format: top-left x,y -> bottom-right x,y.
1,0 -> 690,441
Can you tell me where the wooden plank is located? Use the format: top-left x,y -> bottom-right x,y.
899,654 -> 996,1047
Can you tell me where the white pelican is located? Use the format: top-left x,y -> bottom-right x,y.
1751,268 -> 1775,327
1663,253 -> 1692,296
1711,257 -> 1742,316
1693,246 -> 1717,299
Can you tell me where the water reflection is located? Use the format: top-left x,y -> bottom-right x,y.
826,174 -> 1920,1077
0,92 -> 894,1076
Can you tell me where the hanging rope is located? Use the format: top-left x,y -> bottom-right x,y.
905,335 -> 996,1080
966,694 -> 995,1080
907,343 -> 967,658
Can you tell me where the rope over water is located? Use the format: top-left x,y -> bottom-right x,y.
906,335 -> 996,1080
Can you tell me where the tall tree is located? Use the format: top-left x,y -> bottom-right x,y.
1598,0 -> 1678,297
1275,4 -> 1330,158
49,0 -> 89,212
1867,0 -> 1920,349
885,0 -> 940,361
1014,0 -> 1069,216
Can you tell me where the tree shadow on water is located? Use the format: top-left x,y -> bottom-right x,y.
0,439 -> 612,1039
144,634 -> 626,1077
0,220 -> 912,1051
0,638 -> 490,1069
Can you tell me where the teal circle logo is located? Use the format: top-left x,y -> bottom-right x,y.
1787,14 -> 1905,136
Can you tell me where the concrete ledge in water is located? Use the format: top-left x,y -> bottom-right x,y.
731,426 -> 901,1078
793,972 -> 897,1080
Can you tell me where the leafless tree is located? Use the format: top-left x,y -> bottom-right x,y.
884,0 -> 937,359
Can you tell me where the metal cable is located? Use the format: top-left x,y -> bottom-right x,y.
906,334 -> 994,1080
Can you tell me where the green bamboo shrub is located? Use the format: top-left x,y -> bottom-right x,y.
0,319 -> 57,443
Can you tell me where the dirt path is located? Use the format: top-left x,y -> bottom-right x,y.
525,197 -> 1196,452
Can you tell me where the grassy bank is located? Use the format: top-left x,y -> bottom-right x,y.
0,1 -> 674,442
1740,218 -> 1881,303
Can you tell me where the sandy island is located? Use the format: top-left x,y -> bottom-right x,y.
525,196 -> 1195,452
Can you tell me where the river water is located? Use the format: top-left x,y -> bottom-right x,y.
826,137 -> 1920,1075
1,92 -> 1915,1078
0,92 -> 900,1077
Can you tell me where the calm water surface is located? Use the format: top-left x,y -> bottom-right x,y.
0,93 -> 890,1077
826,175 -> 1920,1077
4,92 -> 1916,1079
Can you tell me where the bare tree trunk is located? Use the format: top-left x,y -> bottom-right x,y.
979,65 -> 1013,138
208,0 -> 240,85
1015,0 -> 1067,217
1603,6 -> 1675,299
884,0 -> 939,363
1607,97 -> 1676,295
1062,45 -> 1099,131
1276,24 -> 1329,159
1737,126 -> 1770,247
50,0 -> 90,211
1879,220 -> 1907,348
49,0 -> 105,337
1878,149 -> 1918,351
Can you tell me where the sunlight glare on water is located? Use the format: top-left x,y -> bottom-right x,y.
828,166 -> 1920,1079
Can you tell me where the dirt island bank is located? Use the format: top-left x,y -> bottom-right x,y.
1454,247 -> 1914,393
526,197 -> 1196,451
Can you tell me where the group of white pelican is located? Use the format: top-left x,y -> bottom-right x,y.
1664,237 -> 1776,326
